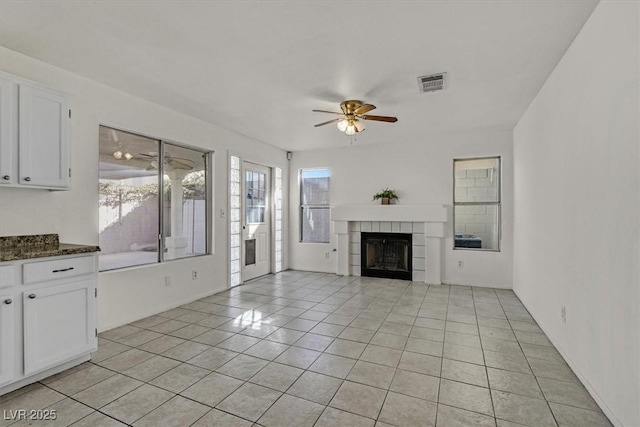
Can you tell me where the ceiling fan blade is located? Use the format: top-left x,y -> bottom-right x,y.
314,118 -> 342,127
360,114 -> 398,123
167,159 -> 194,169
312,109 -> 344,115
354,104 -> 376,115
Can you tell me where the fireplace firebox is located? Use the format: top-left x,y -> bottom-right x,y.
361,232 -> 412,280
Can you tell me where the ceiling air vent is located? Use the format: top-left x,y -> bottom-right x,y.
417,72 -> 447,93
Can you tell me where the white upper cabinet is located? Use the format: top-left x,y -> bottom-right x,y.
0,72 -> 71,190
19,84 -> 70,188
0,75 -> 17,185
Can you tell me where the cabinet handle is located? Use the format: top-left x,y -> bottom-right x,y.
4,299 -> 12,304
2,175 -> 9,180
52,267 -> 74,273
28,294 -> 36,299
24,177 -> 31,182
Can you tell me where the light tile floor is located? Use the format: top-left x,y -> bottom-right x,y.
1,271 -> 612,427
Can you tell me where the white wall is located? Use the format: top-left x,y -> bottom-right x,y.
288,129 -> 513,288
0,47 -> 289,331
513,2 -> 639,426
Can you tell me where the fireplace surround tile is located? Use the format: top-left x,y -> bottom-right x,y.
413,271 -> 426,283
401,222 -> 413,233
349,224 -> 429,282
412,222 -> 425,233
413,246 -> 426,258
413,258 -> 426,271
331,205 -> 447,284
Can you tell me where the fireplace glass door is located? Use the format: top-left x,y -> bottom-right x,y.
361,232 -> 412,280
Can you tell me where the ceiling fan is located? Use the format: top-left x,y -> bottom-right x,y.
313,100 -> 398,135
107,128 -> 135,160
137,152 -> 194,171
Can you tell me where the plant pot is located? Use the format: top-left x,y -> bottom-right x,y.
381,197 -> 390,205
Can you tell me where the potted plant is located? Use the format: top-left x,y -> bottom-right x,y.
372,188 -> 399,205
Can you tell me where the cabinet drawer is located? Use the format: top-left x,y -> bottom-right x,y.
0,265 -> 14,288
23,256 -> 95,284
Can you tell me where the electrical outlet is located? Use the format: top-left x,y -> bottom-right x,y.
325,252 -> 330,259
561,306 -> 566,323
165,276 -> 171,287
457,260 -> 464,268
192,270 -> 198,280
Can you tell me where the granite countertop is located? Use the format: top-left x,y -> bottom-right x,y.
0,234 -> 100,262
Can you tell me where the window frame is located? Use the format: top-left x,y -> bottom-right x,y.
98,125 -> 212,271
299,168 -> 331,244
453,156 -> 501,252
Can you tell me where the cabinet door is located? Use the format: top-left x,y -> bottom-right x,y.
23,279 -> 95,376
0,291 -> 15,386
0,75 -> 17,185
18,84 -> 70,189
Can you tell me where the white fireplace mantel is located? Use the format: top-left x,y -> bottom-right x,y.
331,204 -> 447,223
331,204 -> 448,284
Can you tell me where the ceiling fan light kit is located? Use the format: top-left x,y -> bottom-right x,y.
112,150 -> 134,160
313,99 -> 397,136
338,118 -> 364,135
109,129 -> 134,160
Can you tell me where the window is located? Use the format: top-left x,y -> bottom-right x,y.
98,126 -> 210,271
274,167 -> 283,272
300,168 -> 330,243
229,155 -> 242,286
453,157 -> 500,251
245,169 -> 267,224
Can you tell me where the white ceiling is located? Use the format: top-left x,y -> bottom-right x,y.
0,1 -> 598,151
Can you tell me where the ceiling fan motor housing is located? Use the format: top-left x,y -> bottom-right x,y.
340,100 -> 364,115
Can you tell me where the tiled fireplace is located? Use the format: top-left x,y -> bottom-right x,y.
331,205 -> 448,284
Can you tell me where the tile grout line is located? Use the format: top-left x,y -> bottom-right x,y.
473,286 -> 496,422
433,282 -> 451,427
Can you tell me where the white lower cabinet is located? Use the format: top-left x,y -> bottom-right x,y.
23,279 -> 95,376
0,254 -> 97,395
0,290 -> 16,387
